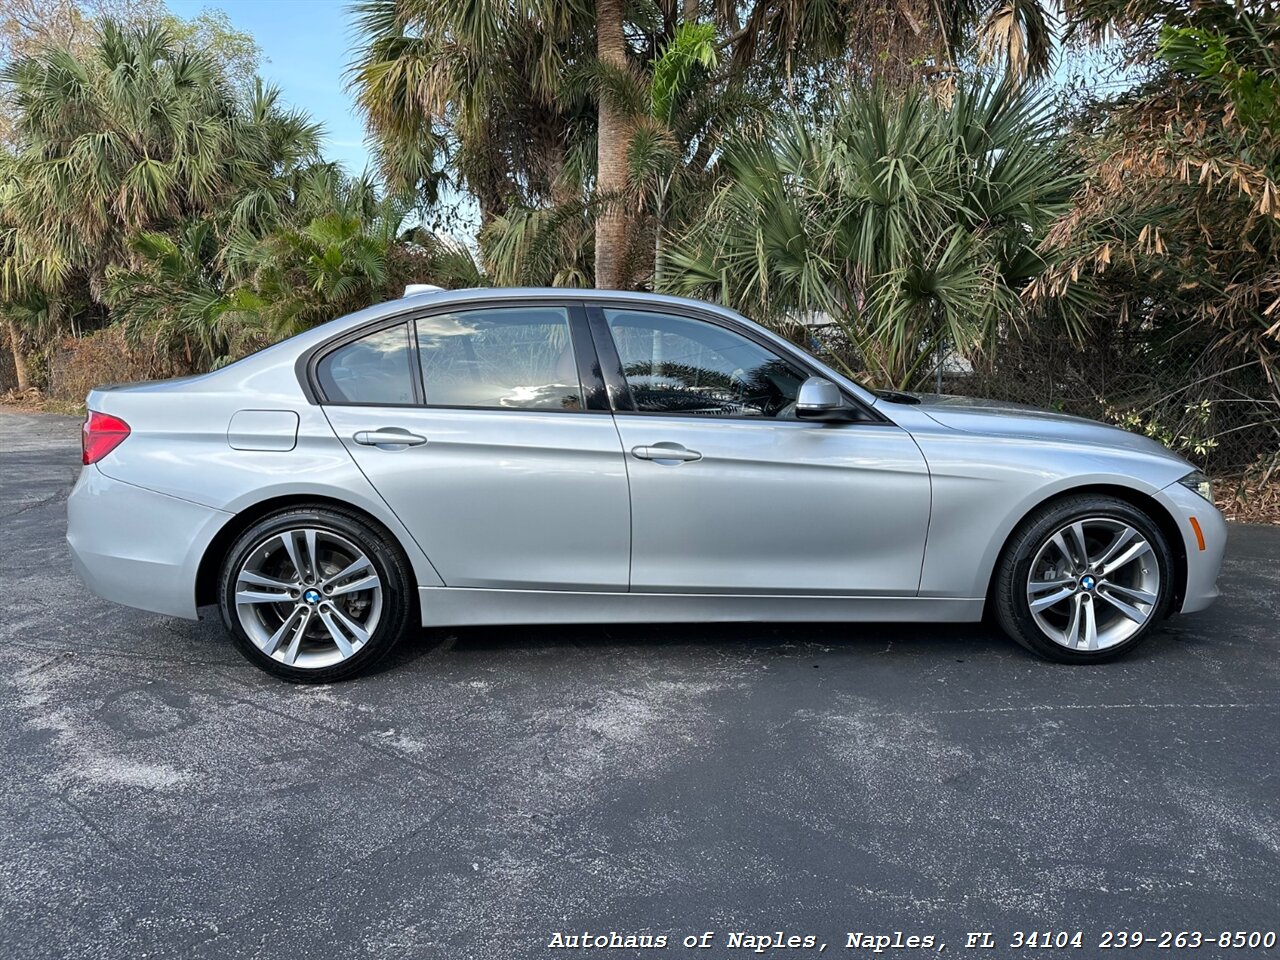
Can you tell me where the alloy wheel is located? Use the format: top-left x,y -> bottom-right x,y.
1026,517 -> 1161,651
233,528 -> 383,669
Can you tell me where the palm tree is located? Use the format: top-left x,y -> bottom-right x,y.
480,200 -> 597,288
233,207 -> 407,338
594,0 -> 630,289
348,0 -> 1059,295
664,81 -> 1080,387
475,20 -> 753,290
719,0 -> 1054,92
105,221 -> 266,368
0,20 -> 325,375
347,0 -> 595,221
105,162 -> 486,367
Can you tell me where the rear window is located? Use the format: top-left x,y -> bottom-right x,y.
316,324 -> 416,405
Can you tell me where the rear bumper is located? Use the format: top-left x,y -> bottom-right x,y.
1156,479 -> 1227,615
67,466 -> 232,619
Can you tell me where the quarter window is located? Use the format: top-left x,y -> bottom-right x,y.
316,324 -> 415,405
604,308 -> 806,418
416,307 -> 583,411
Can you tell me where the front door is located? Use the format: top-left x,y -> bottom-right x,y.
319,304 -> 630,591
593,305 -> 931,595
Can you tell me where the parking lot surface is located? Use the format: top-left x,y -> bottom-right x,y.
1,411 -> 1277,959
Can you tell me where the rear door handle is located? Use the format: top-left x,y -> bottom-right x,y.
354,429 -> 427,447
631,443 -> 702,463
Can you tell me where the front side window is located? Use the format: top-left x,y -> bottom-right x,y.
604,308 -> 806,418
316,324 -> 415,405
416,306 -> 583,411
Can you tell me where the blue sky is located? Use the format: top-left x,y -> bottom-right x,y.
166,0 -> 374,174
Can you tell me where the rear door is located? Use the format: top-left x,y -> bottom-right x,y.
590,304 -> 932,595
317,301 -> 631,591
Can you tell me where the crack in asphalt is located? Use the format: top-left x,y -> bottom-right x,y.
1,488 -> 71,520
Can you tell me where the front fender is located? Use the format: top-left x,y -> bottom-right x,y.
910,428 -> 1191,600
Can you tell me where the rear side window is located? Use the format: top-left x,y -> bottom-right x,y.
316,324 -> 415,405
415,306 -> 583,411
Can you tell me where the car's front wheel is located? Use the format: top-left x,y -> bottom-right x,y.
994,495 -> 1175,663
218,506 -> 415,682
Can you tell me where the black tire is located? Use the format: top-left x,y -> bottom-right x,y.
218,505 -> 415,682
993,494 -> 1175,663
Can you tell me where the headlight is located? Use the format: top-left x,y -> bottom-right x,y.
1178,469 -> 1214,502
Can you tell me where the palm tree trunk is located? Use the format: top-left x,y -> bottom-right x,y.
684,0 -> 698,22
594,0 -> 630,290
5,316 -> 31,392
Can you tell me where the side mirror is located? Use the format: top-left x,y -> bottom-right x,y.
796,377 -> 848,420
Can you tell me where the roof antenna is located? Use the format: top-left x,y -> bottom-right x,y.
403,284 -> 445,297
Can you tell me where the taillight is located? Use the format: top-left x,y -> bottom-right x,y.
82,411 -> 131,465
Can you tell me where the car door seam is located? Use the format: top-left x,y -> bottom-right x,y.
904,429 -> 935,597
317,404 -> 448,586
606,410 -> 636,593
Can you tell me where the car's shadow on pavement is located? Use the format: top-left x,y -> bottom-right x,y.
189,604 -> 1212,681
383,612 -> 1221,676
381,620 -> 1032,676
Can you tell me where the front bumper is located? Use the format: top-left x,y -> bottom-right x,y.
67,466 -> 232,619
1156,478 -> 1227,614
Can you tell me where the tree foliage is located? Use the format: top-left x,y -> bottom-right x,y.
1033,0 -> 1279,460
0,0 -> 1275,480
665,82 -> 1080,387
346,0 -> 1063,289
0,0 -> 262,147
0,20 -> 447,373
1,22 -> 319,303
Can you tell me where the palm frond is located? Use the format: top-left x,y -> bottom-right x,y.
665,81 -> 1078,387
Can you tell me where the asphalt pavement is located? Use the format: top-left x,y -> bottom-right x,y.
1,410 -> 1277,959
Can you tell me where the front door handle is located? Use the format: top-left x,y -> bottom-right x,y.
354,429 -> 427,447
631,443 -> 702,463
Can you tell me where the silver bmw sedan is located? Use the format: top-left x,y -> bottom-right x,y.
67,288 -> 1226,681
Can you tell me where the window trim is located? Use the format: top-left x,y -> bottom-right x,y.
584,301 -> 885,424
303,298 -> 609,415
310,319 -> 422,408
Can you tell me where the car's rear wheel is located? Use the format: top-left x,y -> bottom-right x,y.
218,506 -> 414,682
994,495 -> 1175,663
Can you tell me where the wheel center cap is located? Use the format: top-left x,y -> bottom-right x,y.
1079,575 -> 1096,591
303,589 -> 321,605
